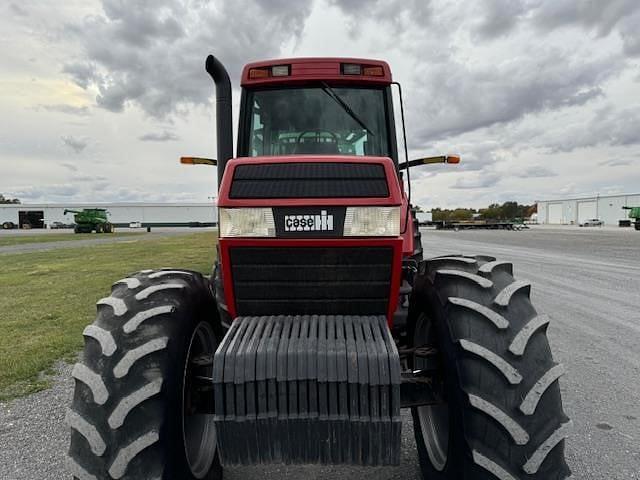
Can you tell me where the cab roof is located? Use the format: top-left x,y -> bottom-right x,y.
241,57 -> 392,87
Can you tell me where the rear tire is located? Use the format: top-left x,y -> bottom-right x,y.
67,269 -> 223,480
410,206 -> 423,261
409,255 -> 571,479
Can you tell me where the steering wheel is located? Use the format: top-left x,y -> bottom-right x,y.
295,129 -> 339,148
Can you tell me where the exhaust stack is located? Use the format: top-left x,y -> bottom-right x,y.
205,55 -> 233,188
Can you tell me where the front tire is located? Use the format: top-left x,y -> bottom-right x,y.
410,255 -> 571,479
67,269 -> 223,480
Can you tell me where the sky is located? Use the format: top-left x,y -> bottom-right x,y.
1,0 -> 639,209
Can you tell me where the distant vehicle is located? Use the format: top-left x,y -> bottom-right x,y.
512,218 -> 530,230
50,221 -> 73,229
579,218 -> 604,227
129,221 -> 142,228
622,206 -> 640,231
64,208 -> 114,233
415,211 -> 433,226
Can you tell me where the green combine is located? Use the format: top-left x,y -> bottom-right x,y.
64,208 -> 114,233
623,206 -> 640,230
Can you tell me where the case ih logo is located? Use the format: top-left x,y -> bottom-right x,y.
284,210 -> 334,232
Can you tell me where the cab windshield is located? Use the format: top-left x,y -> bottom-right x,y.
247,87 -> 390,157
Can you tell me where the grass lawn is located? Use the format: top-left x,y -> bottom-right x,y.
0,231 -> 141,247
0,231 -> 217,400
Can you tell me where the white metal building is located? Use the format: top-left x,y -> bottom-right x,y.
537,193 -> 640,225
0,203 -> 217,229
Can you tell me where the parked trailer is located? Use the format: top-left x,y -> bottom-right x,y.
435,220 -> 523,230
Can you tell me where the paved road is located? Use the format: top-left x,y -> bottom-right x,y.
0,227 -> 216,254
0,226 -> 638,479
416,226 -> 640,480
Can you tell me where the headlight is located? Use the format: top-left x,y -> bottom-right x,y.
219,208 -> 275,237
344,206 -> 400,236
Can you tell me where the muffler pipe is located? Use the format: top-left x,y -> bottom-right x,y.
205,55 -> 233,188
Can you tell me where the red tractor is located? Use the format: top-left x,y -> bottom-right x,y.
68,56 -> 571,480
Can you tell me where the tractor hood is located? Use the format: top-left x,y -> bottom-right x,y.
217,155 -> 402,208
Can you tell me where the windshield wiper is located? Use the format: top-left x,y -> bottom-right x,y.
320,82 -> 375,136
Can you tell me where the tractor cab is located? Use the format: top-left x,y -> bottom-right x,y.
209,58 -> 409,321
236,59 -> 396,162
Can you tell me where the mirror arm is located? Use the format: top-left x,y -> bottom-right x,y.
399,155 -> 460,170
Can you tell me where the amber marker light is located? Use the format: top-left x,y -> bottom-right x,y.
363,66 -> 384,76
249,68 -> 270,79
180,157 -> 217,166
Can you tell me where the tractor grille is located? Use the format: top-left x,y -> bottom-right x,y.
229,162 -> 389,199
229,247 -> 393,316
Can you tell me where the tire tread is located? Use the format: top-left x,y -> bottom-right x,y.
411,255 -> 570,479
68,269 -> 221,480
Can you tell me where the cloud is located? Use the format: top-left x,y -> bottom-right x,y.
600,185 -> 626,195
4,0 -> 640,209
138,131 -> 180,142
40,104 -> 90,116
62,62 -> 98,90
455,142 -> 508,172
10,184 -> 80,200
61,136 -> 88,154
410,50 -> 620,142
545,106 -> 640,153
64,0 -> 315,118
72,174 -> 108,182
514,166 -> 557,178
472,0 -> 528,40
618,11 -> 640,56
9,3 -> 27,16
61,162 -> 79,172
599,158 -> 633,167
531,0 -> 640,37
451,173 -> 501,189
329,0 -> 432,30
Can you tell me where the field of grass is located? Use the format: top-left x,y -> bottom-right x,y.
0,231 -> 217,400
0,231 -> 141,247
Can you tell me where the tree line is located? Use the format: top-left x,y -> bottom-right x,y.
0,194 -> 21,204
0,194 -> 535,221
427,202 -> 536,222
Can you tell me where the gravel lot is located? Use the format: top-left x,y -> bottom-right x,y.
1,225 -> 638,479
0,227 -> 216,254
